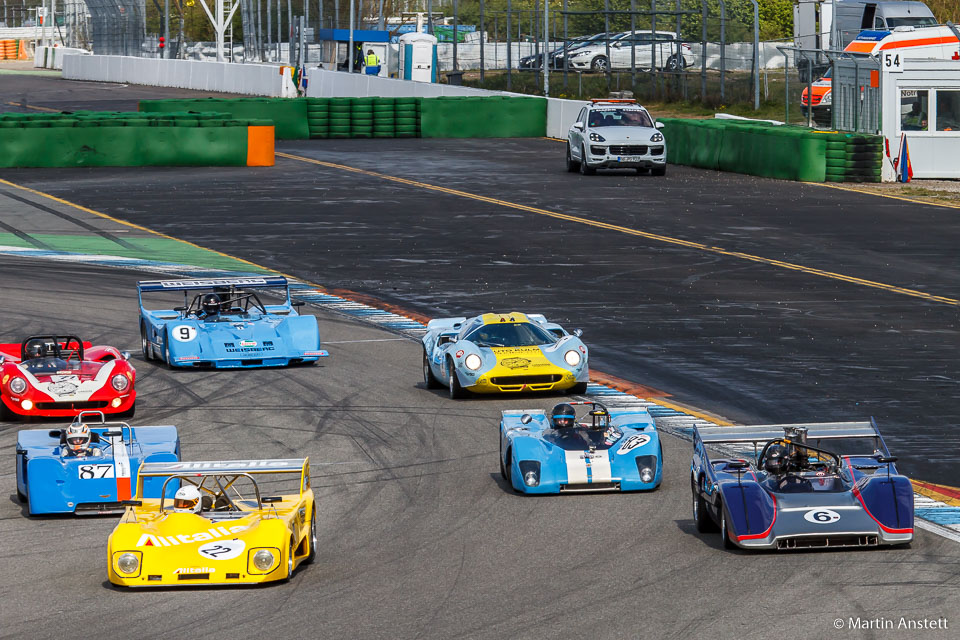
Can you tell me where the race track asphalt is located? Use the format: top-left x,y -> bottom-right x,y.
0,256 -> 956,640
2,136 -> 958,484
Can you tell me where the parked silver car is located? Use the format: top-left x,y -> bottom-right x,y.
567,30 -> 695,72
566,100 -> 667,176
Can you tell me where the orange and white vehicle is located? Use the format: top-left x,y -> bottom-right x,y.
800,25 -> 960,125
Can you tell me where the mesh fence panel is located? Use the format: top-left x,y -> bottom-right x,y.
85,0 -> 146,55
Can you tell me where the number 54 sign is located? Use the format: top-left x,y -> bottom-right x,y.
883,52 -> 903,72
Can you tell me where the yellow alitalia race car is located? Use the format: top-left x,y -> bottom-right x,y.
422,312 -> 589,398
107,459 -> 316,587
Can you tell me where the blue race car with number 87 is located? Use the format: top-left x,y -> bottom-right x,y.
500,401 -> 663,494
138,276 -> 328,369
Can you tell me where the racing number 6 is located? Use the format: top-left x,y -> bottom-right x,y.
812,511 -> 832,522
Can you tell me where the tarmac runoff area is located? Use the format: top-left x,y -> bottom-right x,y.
0,76 -> 959,637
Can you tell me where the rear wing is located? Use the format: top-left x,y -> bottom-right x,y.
135,458 -> 310,498
694,421 -> 881,445
137,276 -> 288,292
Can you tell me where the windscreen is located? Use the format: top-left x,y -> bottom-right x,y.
465,322 -> 557,348
886,17 -> 937,28
588,108 -> 654,128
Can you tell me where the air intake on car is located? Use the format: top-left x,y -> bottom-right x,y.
177,573 -> 211,580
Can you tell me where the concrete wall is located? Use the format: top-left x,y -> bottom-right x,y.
305,67 -> 512,98
546,98 -> 589,139
35,46 -> 90,70
61,55 -> 285,96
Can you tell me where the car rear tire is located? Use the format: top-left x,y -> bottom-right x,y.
664,54 -> 681,71
423,351 -> 442,389
566,143 -> 580,172
579,145 -> 596,175
591,56 -> 607,72
140,324 -> 154,361
447,359 -> 467,399
693,478 -> 716,533
305,506 -> 317,565
720,503 -> 736,549
651,165 -> 666,176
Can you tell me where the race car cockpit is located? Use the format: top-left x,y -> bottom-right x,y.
757,437 -> 846,493
542,401 -> 624,450
183,288 -> 269,321
19,336 -> 81,373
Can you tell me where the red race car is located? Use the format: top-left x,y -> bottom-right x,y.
1,335 -> 136,420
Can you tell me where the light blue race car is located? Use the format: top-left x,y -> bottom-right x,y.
138,276 -> 329,368
15,411 -> 180,516
499,401 -> 663,494
421,311 -> 589,399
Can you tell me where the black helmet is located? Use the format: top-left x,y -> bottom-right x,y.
550,403 -> 577,430
201,293 -> 221,316
764,444 -> 789,475
25,342 -> 45,359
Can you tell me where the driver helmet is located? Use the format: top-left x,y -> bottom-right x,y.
173,485 -> 202,514
201,293 -> 221,316
764,444 -> 789,475
64,423 -> 92,455
550,403 -> 577,430
25,342 -> 45,359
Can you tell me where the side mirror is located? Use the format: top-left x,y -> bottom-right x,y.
174,306 -> 188,312
120,351 -> 131,361
103,430 -> 123,437
291,301 -> 305,307
877,455 -> 897,464
655,121 -> 665,130
16,448 -> 27,456
727,460 -> 750,470
573,122 -> 584,131
612,42 -> 622,48
520,414 -> 533,425
572,328 -> 583,338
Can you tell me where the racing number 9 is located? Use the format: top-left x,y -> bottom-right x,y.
171,325 -> 197,342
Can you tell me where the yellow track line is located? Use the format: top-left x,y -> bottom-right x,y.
277,152 -> 960,307
540,136 -> 960,211
812,181 -> 960,210
4,101 -> 60,113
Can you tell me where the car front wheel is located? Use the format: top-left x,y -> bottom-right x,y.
448,360 -> 467,399
580,145 -> 596,175
720,504 -> 736,549
423,351 -> 442,389
591,56 -> 607,72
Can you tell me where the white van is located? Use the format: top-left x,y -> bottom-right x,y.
834,1 -> 937,49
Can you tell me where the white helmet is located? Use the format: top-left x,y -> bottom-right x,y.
172,485 -> 202,514
64,423 -> 91,455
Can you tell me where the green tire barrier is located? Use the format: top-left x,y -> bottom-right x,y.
0,111 -> 254,168
420,96 -> 545,138
139,97 -> 310,140
657,118 -> 883,183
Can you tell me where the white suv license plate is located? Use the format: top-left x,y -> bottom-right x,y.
618,156 -> 642,163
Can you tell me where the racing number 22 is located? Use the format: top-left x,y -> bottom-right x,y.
199,545 -> 233,558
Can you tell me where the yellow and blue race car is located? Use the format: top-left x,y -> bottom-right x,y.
422,312 -> 589,398
107,458 -> 316,587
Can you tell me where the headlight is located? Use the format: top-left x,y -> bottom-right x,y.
564,350 -> 581,366
650,132 -> 664,142
636,455 -> 658,483
820,90 -> 832,105
464,353 -> 482,371
589,132 -> 605,142
117,553 -> 139,574
8,376 -> 27,394
253,549 -> 275,571
571,51 -> 589,58
640,467 -> 654,483
111,373 -> 129,391
519,461 -> 540,487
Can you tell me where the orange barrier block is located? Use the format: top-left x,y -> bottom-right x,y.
0,39 -> 16,60
246,125 -> 275,166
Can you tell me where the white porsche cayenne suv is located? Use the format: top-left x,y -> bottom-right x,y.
566,100 -> 667,176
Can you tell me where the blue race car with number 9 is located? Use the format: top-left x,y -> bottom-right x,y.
500,401 -> 663,494
138,276 -> 328,369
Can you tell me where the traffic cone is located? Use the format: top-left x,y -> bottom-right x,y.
17,39 -> 29,60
